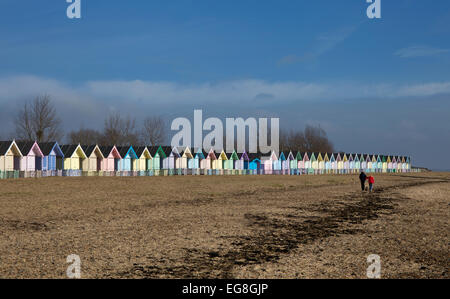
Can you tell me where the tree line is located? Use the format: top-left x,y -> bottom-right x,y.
14,95 -> 167,146
12,95 -> 334,153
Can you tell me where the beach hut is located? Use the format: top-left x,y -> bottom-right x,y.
386,156 -> 392,173
353,154 -> 360,173
0,141 -> 22,179
328,153 -> 336,174
274,152 -> 284,175
39,142 -> 64,176
336,153 -> 344,174
360,154 -> 367,172
370,155 -> 377,173
406,157 -> 411,172
178,147 -> 193,175
323,153 -> 331,174
348,154 -> 355,174
147,146 -> 166,175
310,153 -> 319,174
197,149 -> 208,175
225,151 -> 239,175
235,151 -> 249,174
61,144 -> 87,176
376,155 -> 382,173
367,154 -> 373,172
190,148 -> 204,175
303,152 -> 312,174
262,150 -> 277,175
162,146 -> 179,175
364,154 -> 371,172
203,148 -> 217,175
116,146 -> 138,175
248,153 -> 262,175
286,151 -> 295,175
317,153 -> 325,175
392,156 -> 398,173
294,151 -> 305,175
134,146 -> 152,175
381,155 -> 388,173
80,145 -> 104,175
214,150 -> 228,175
16,141 -> 44,177
396,156 -> 402,173
401,157 -> 407,173
342,154 -> 349,174
99,146 -> 121,174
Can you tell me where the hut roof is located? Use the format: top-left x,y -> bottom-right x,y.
99,146 -> 115,158
0,141 -> 14,155
81,145 -> 98,157
61,144 -> 80,157
134,146 -> 148,157
15,141 -> 36,156
38,142 -> 63,157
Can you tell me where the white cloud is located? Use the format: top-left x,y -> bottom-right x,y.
395,45 -> 450,58
1,75 -> 450,133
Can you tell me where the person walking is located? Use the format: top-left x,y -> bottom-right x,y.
367,175 -> 375,192
359,171 -> 367,191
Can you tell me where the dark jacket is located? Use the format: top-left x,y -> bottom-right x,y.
359,172 -> 367,182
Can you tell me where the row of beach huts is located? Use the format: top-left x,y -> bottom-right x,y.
0,140 -> 416,179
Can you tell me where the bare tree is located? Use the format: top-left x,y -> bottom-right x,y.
68,128 -> 103,145
280,125 -> 334,153
102,112 -> 139,146
303,125 -> 334,153
141,116 -> 166,146
15,95 -> 62,142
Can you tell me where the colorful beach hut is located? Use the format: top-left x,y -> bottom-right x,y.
248,153 -> 262,175
117,146 -> 138,173
134,146 -> 152,174
225,150 -> 239,174
0,141 -> 22,178
61,144 -> 87,176
162,146 -> 179,175
39,142 -> 64,174
99,146 -> 121,173
286,151 -> 295,175
262,150 -> 277,175
81,145 -> 104,174
16,141 -> 44,173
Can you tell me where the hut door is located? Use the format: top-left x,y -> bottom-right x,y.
35,157 -> 42,171
13,156 -> 20,170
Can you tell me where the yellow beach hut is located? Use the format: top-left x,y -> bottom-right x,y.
81,145 -> 105,175
0,141 -> 22,179
61,144 -> 87,176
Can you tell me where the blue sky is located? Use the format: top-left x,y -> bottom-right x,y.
0,0 -> 450,169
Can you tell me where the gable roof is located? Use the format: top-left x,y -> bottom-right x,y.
161,146 -> 175,158
238,151 -> 249,161
0,141 -> 23,156
116,146 -> 138,159
247,152 -> 261,162
16,141 -> 43,157
134,146 -> 151,158
99,145 -> 121,158
38,142 -> 64,157
206,148 -> 217,160
81,145 -> 104,158
61,144 -> 84,158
